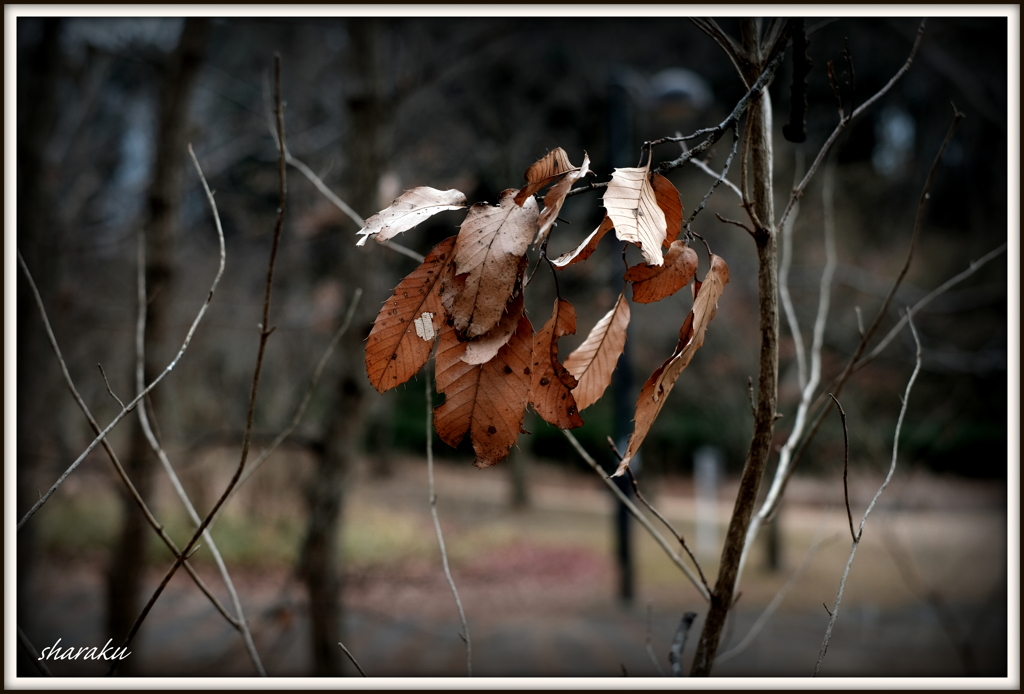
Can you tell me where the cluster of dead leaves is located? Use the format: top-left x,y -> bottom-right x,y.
359,147 -> 728,472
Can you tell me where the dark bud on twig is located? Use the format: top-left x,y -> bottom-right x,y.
783,18 -> 810,143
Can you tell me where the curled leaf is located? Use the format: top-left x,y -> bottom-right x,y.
651,173 -> 684,248
563,292 -> 630,411
614,254 -> 730,476
448,190 -> 539,338
603,159 -> 667,266
462,276 -> 526,365
529,298 -> 584,429
534,152 -> 590,246
355,187 -> 467,246
433,315 -> 534,469
365,236 -> 456,393
513,148 -> 574,206
625,240 -> 699,304
551,215 -> 614,268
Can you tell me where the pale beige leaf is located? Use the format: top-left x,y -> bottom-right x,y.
462,282 -> 526,365
365,236 -> 456,393
355,187 -> 467,246
433,315 -> 534,468
614,254 -> 730,476
625,240 -> 699,304
603,162 -> 667,266
534,152 -> 590,245
563,292 -> 630,411
513,147 -> 574,206
529,298 -> 584,429
551,215 -> 614,268
449,189 -> 539,338
651,173 -> 684,248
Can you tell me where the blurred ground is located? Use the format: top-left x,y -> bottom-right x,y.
19,453 -> 1009,679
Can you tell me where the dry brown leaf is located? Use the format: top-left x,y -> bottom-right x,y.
462,274 -> 526,365
550,215 -> 614,268
448,189 -> 539,338
433,315 -> 534,468
513,148 -> 574,206
651,173 -> 684,247
603,159 -> 667,266
529,298 -> 585,429
364,235 -> 456,393
625,240 -> 699,304
614,254 -> 730,476
534,152 -> 590,245
355,187 -> 467,246
563,292 -> 630,411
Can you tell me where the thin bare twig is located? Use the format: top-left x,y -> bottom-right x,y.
563,430 -> 711,602
773,107 -> 964,516
778,148 -> 808,390
612,439 -> 710,595
683,124 -> 740,229
714,213 -> 754,237
425,365 -> 472,676
830,394 -> 856,543
814,317 -> 922,676
263,75 -> 424,264
96,364 -> 125,410
232,288 -> 363,493
680,132 -> 742,200
338,641 -> 367,676
716,525 -> 839,665
133,177 -> 266,675
18,626 -> 52,676
109,55 -> 290,674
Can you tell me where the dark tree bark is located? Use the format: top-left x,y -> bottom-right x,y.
299,17 -> 391,676
105,19 -> 209,659
16,19 -> 63,658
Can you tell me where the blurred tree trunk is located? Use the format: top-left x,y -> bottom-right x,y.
16,18 -> 63,646
105,19 -> 209,660
299,17 -> 391,676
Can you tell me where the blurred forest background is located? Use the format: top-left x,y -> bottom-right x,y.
14,14 -> 1011,678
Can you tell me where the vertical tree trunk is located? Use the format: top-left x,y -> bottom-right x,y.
299,17 -> 389,676
16,19 -> 63,650
105,19 -> 209,658
691,19 -> 779,675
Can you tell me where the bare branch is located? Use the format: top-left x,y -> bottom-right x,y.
683,124 -> 740,229
829,394 -> 856,543
689,18 -> 748,84
133,193 -> 266,675
778,148 -> 808,390
425,364 -> 472,676
716,526 -> 839,665
338,641 -> 367,676
110,55 -> 290,672
563,430 -> 711,602
814,316 -> 922,676
232,288 -> 363,493
613,440 -> 710,595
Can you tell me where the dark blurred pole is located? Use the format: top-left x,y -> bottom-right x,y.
607,71 -> 635,606
105,20 -> 209,669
